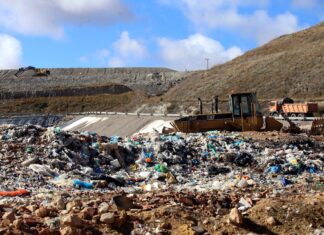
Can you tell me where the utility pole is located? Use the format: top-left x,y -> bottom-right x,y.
204,58 -> 209,78
205,58 -> 209,70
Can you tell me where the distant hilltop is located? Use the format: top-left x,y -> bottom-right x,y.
164,22 -> 324,103
0,67 -> 187,99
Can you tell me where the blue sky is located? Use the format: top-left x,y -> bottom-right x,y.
0,0 -> 323,71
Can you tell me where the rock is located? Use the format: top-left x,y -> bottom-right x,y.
92,215 -> 100,224
52,196 -> 66,210
314,228 -> 324,235
66,200 -> 82,212
100,212 -> 115,224
202,219 -> 209,225
266,216 -> 277,226
2,211 -> 15,221
27,205 -> 37,212
79,207 -> 96,220
24,217 -> 39,226
22,214 -> 33,219
160,222 -> 172,230
39,228 -> 51,235
184,214 -> 198,224
13,219 -> 23,229
229,208 -> 243,226
98,202 -> 109,214
84,199 -> 100,207
179,197 -> 195,206
61,214 -> 83,228
66,202 -> 74,212
191,225 -> 206,235
113,195 -> 135,210
94,180 -> 107,188
114,210 -> 127,227
44,217 -> 60,231
35,207 -> 49,218
60,226 -> 80,235
1,219 -> 11,227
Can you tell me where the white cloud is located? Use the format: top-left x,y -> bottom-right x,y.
0,0 -> 132,38
160,0 -> 302,45
158,34 -> 242,71
79,31 -> 147,67
112,31 -> 147,59
108,31 -> 147,67
0,34 -> 22,69
240,11 -> 301,45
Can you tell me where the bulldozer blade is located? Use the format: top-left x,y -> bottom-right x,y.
309,117 -> 324,136
264,117 -> 283,131
281,114 -> 301,134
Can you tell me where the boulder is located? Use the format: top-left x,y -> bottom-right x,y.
61,214 -> 83,228
229,208 -> 243,226
2,211 -> 15,222
100,213 -> 115,224
98,202 -> 109,214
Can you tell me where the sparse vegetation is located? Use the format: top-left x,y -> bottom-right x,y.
163,22 -> 324,107
0,23 -> 323,115
0,92 -> 144,114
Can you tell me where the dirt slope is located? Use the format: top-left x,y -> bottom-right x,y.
164,22 -> 324,104
0,67 -> 186,97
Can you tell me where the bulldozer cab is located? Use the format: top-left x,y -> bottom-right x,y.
229,92 -> 261,119
171,92 -> 283,133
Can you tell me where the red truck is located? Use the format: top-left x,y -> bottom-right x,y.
269,98 -> 318,117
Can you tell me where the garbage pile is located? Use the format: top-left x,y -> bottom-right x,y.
0,125 -> 323,194
1,125 -> 324,234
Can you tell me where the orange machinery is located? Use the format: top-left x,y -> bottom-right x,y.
269,98 -> 318,117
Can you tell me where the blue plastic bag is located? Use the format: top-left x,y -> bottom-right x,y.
73,179 -> 93,189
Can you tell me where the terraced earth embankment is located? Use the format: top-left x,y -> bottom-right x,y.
0,67 -> 186,98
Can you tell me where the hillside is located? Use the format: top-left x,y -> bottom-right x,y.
163,22 -> 324,107
0,23 -> 323,115
0,67 -> 186,97
0,67 -> 185,114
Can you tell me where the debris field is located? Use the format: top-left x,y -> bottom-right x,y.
0,125 -> 323,235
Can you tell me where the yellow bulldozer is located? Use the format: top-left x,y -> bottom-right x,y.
15,66 -> 50,77
171,92 -> 283,133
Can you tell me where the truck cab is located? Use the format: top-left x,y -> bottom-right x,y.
269,101 -> 280,116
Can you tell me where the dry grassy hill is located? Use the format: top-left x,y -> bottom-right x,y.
1,23 -> 323,115
164,22 -> 324,106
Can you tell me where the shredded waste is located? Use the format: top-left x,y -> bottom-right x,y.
0,124 -> 323,234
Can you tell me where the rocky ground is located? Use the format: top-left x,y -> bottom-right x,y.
1,190 -> 323,235
0,125 -> 323,235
